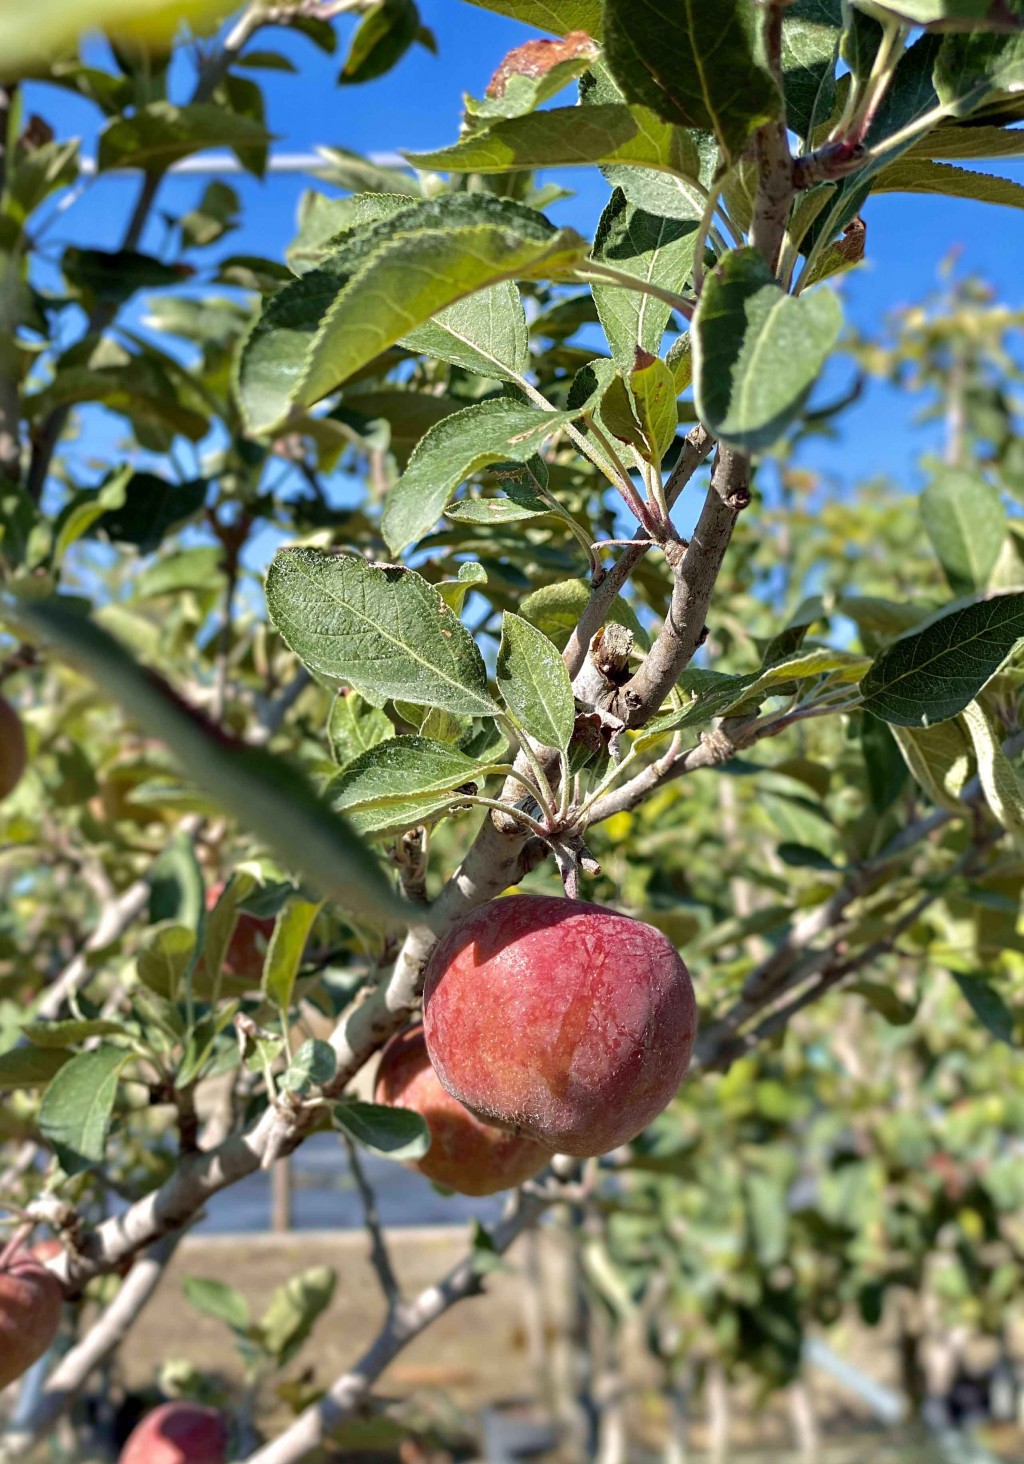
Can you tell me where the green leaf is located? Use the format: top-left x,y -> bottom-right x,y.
181,180 -> 240,248
445,498 -> 550,525
90,472 -> 207,555
23,1019 -> 128,1048
0,1046 -> 71,1090
849,980 -> 917,1026
382,400 -> 573,555
400,283 -> 529,382
920,467 -> 1007,593
38,1044 -> 130,1175
579,64 -> 713,221
52,470 -> 130,565
462,0 -> 602,35
859,594 -> 1024,725
592,190 -> 699,365
934,27 -> 1024,115
911,121 -> 1024,159
874,156 -> 1024,208
182,1277 -> 251,1332
280,1039 -> 338,1094
98,102 -> 270,174
237,194 -> 587,434
286,192 -> 409,274
329,692 -> 394,768
890,719 -> 973,808
61,248 -> 190,306
137,923 -> 197,1003
262,898 -> 322,1013
496,611 -> 576,751
176,1003 -> 242,1090
333,1099 -> 431,1160
603,0 -> 781,160
407,103 -> 704,184
135,547 -> 226,600
637,649 -> 867,751
781,0 -> 843,139
12,598 -> 409,926
961,699 -> 1024,834
327,736 -> 494,817
260,1266 -> 337,1368
519,578 -> 647,651
862,711 -> 909,813
694,248 -> 843,452
868,0 -> 1023,30
746,1171 -> 789,1266
0,0 -> 230,71
338,0 -> 421,84
631,352 -> 678,463
312,146 -> 423,196
265,549 -> 497,718
861,0 -> 1019,24
148,834 -> 205,930
951,971 -> 1015,1045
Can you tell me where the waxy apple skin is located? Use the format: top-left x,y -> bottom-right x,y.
119,1401 -> 229,1464
0,1250 -> 63,1389
375,1024 -> 549,1196
422,895 -> 697,1158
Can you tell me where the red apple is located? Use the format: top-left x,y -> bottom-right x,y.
375,1024 -> 549,1196
0,697 -> 26,802
0,1247 -> 63,1388
422,894 -> 697,1158
119,1401 -> 229,1464
206,882 -> 276,981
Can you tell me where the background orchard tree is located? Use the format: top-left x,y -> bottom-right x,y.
1,0 -> 1024,1460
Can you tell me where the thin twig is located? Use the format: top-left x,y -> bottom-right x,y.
562,425 -> 715,682
0,85 -> 22,487
612,448 -> 751,726
340,1133 -> 402,1315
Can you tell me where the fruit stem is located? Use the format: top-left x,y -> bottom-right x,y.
551,840 -> 580,899
0,1221 -> 34,1269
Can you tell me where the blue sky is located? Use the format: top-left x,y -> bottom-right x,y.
24,1 -> 1024,515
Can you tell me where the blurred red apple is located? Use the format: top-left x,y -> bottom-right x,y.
375,1024 -> 549,1196
119,1401 -> 229,1464
0,697 -> 26,801
0,1247 -> 63,1388
206,882 -> 275,982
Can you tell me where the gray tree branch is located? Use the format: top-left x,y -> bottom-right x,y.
612,449 -> 751,726
339,1133 -> 402,1315
749,2 -> 795,275
563,425 -> 715,681
239,1186 -> 553,1464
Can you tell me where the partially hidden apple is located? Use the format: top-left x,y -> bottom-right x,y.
0,1245 -> 63,1389
119,1401 -> 229,1464
0,697 -> 26,802
375,1024 -> 550,1196
206,882 -> 276,982
422,894 -> 697,1158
